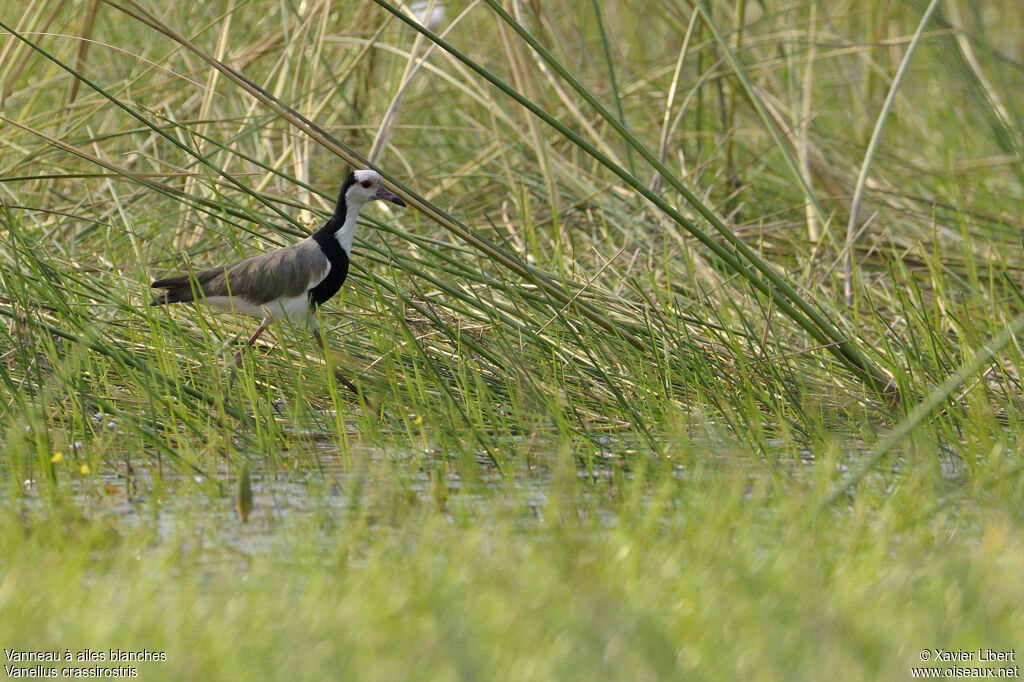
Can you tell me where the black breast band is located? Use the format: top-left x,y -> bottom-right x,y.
308,232 -> 350,307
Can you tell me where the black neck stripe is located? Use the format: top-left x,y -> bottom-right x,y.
309,230 -> 350,306
306,172 -> 358,307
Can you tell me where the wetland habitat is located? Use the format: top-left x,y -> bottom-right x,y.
1,1 -> 1023,679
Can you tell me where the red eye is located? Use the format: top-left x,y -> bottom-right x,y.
360,180 -> 372,188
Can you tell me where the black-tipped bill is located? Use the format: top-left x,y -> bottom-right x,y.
375,186 -> 406,207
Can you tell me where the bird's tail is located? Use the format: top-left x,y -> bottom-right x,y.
150,275 -> 196,306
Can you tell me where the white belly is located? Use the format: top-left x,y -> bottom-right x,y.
203,294 -> 314,328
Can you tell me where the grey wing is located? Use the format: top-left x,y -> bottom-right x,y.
151,239 -> 329,306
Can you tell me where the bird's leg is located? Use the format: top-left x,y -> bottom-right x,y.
228,318 -> 272,390
313,328 -> 366,401
233,318 -> 272,366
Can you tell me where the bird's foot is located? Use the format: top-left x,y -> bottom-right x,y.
332,367 -> 377,415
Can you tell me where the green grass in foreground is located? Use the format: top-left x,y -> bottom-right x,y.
2,448 -> 1023,681
1,0 -> 1024,679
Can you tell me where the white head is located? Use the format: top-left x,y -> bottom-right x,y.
330,169 -> 405,255
344,169 -> 406,209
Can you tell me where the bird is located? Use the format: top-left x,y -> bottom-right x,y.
151,169 -> 406,395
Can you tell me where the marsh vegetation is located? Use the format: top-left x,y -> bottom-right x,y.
1,1 -> 1022,679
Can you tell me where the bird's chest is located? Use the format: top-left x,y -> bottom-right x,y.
307,238 -> 350,307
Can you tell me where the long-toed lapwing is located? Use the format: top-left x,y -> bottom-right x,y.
151,169 -> 405,395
